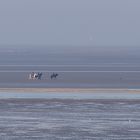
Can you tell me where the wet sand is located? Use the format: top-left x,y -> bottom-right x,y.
1,88 -> 140,100
0,99 -> 140,139
0,88 -> 135,93
1,87 -> 140,94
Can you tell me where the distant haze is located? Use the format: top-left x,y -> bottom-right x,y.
0,0 -> 140,47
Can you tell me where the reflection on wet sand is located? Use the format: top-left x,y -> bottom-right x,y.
0,99 -> 140,139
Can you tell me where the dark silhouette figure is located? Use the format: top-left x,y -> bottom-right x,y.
38,72 -> 43,80
51,73 -> 58,79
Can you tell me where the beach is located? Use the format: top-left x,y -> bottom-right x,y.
0,47 -> 140,139
0,98 -> 140,139
0,88 -> 140,139
1,0 -> 140,138
1,87 -> 140,95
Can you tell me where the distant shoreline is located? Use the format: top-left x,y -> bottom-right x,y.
0,88 -> 140,94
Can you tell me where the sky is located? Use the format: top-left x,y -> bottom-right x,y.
0,0 -> 140,47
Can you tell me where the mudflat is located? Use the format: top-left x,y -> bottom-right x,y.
0,99 -> 140,139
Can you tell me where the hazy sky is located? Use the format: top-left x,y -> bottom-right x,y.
0,0 -> 140,47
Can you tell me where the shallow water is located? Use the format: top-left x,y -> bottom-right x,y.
1,46 -> 140,88
1,67 -> 140,88
0,91 -> 140,99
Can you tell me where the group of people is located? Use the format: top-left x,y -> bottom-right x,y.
29,72 -> 58,80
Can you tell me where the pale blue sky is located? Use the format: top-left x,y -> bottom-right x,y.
0,0 -> 140,47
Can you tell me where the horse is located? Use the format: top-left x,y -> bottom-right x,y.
37,72 -> 43,80
29,72 -> 42,80
50,73 -> 58,79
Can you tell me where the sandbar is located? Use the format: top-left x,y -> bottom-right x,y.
0,88 -> 140,94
